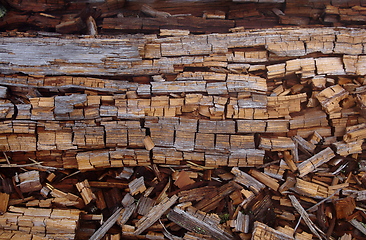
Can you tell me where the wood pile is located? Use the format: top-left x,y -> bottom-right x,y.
0,0 -> 366,240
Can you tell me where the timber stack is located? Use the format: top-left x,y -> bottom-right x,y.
0,0 -> 366,239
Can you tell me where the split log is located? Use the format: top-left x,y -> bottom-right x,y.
129,176 -> 146,196
332,140 -> 363,156
1,206 -> 81,239
231,167 -> 265,194
343,123 -> 366,143
297,147 -> 335,178
249,169 -> 279,191
178,186 -> 216,203
292,135 -> 316,155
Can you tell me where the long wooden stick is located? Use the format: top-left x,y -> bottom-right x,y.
289,195 -> 324,240
89,207 -> 123,240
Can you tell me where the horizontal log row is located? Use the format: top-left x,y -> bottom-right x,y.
0,115 -> 341,153
76,147 -> 265,170
1,119 -> 364,170
0,28 -> 366,76
1,56 -> 366,90
0,207 -> 80,240
0,118 -> 265,169
1,56 -> 366,98
2,92 -> 310,121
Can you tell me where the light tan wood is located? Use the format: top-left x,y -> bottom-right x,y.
0,192 -> 9,214
143,136 -> 155,151
75,179 -> 96,205
134,195 -> 178,235
249,169 -> 279,191
297,147 -> 335,177
283,151 -> 297,172
343,123 -> 366,143
252,221 -> 293,240
316,85 -> 349,114
333,140 -> 363,156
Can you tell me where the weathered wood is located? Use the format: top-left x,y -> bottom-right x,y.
134,195 -> 178,235
278,176 -> 296,194
0,192 -> 9,214
294,178 -> 328,199
167,206 -> 233,240
75,179 -> 96,205
103,17 -> 235,34
252,221 -> 294,240
117,203 -> 136,227
194,181 -> 241,212
89,207 -> 124,240
316,85 -> 349,114
129,176 -> 146,196
18,170 -> 42,193
343,123 -> 366,143
283,151 -> 297,172
177,186 -> 216,203
249,169 -> 279,191
1,207 -> 81,239
259,137 -> 295,152
292,135 -> 316,155
332,140 -> 363,156
289,195 -> 324,240
297,147 -> 335,178
231,167 -> 265,194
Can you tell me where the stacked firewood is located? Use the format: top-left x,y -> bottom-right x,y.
0,0 -> 366,240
